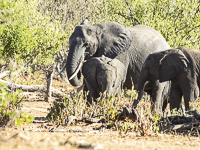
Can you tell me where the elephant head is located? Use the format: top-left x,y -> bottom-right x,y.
66,21 -> 100,86
136,48 -> 189,103
97,58 -> 127,96
66,21 -> 133,86
82,56 -> 126,103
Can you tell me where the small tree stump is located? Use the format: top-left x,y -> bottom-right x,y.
44,65 -> 55,102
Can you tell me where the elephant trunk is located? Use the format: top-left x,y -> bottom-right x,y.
133,69 -> 148,108
66,43 -> 85,86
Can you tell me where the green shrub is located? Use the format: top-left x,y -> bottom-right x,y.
1,0 -> 199,66
0,0 -> 67,65
0,83 -> 34,126
95,0 -> 200,49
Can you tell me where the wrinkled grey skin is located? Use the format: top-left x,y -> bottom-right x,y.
82,55 -> 126,103
134,79 -> 171,116
66,21 -> 170,99
135,46 -> 200,114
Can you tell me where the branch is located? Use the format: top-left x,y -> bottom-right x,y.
0,71 -> 10,79
65,116 -> 105,126
169,122 -> 200,131
0,79 -> 65,97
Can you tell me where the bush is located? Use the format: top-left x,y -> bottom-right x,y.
1,0 -> 199,65
46,90 -> 162,135
0,83 -> 34,126
0,0 -> 67,65
46,91 -> 126,125
94,0 -> 200,49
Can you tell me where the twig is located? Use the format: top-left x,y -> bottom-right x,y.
65,116 -> 105,126
0,71 -> 10,79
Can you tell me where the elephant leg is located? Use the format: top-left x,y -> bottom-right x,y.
83,80 -> 91,104
84,79 -> 98,105
162,101 -> 167,118
181,85 -> 199,111
123,75 -> 133,89
162,98 -> 168,112
124,67 -> 138,90
150,81 -> 157,115
178,76 -> 199,111
170,82 -> 182,112
162,96 -> 170,118
144,81 -> 153,95
162,82 -> 171,117
151,80 -> 165,116
83,80 -> 88,94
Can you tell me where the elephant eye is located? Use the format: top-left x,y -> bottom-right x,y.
87,29 -> 92,35
83,42 -> 89,47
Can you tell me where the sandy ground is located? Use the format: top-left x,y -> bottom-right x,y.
0,96 -> 200,150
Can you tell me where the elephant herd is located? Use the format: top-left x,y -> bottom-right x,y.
65,20 -> 200,117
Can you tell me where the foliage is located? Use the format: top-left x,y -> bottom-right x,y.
94,0 -> 200,49
0,83 -> 34,126
0,0 -> 67,65
1,0 -> 200,65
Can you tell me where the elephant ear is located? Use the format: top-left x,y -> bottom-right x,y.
109,59 -> 126,88
159,49 -> 189,82
98,22 -> 133,57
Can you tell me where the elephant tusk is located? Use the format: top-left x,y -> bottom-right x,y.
68,61 -> 83,81
56,63 -> 67,76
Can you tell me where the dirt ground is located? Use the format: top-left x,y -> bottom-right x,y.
0,76 -> 200,150
0,96 -> 200,150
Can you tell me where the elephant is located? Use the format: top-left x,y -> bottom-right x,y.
134,46 -> 200,115
66,20 -> 171,103
134,79 -> 171,116
82,55 -> 127,103
83,54 -> 171,112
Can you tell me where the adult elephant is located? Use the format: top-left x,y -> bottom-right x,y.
134,46 -> 200,113
66,21 -> 170,94
82,55 -> 126,104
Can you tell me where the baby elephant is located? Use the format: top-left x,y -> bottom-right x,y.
82,55 -> 127,104
135,46 -> 200,115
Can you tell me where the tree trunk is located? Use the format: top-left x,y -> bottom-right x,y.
44,66 -> 55,102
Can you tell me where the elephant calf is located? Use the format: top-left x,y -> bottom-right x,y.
82,55 -> 127,103
136,80 -> 171,116
134,46 -> 200,115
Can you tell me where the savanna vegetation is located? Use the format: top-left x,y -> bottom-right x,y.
0,0 -> 200,138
